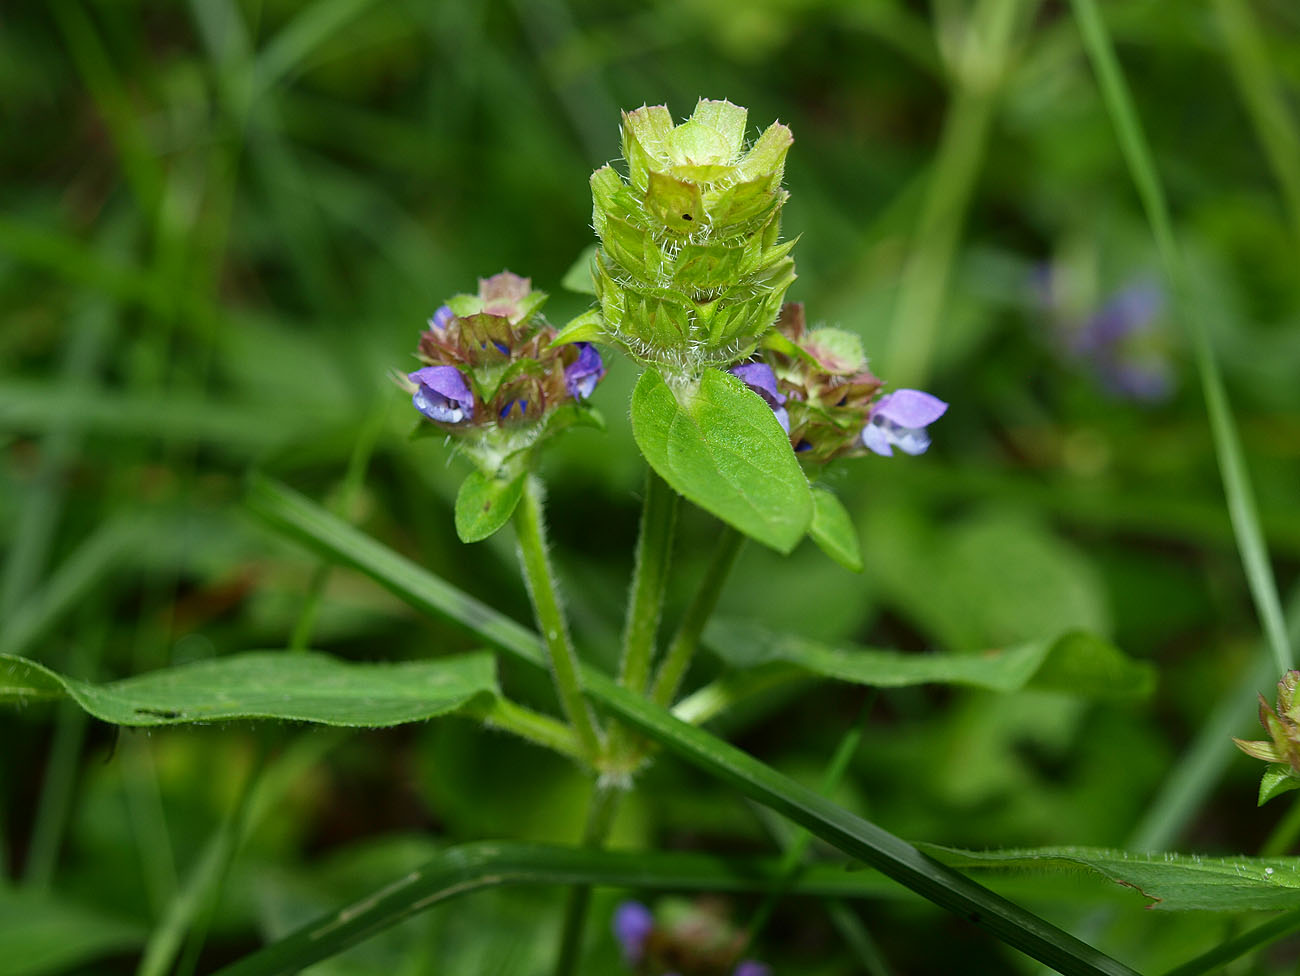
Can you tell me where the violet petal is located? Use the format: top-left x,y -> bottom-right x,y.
612,901 -> 653,964
729,362 -> 786,408
564,342 -> 606,400
873,389 -> 947,427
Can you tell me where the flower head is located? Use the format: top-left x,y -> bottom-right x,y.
862,389 -> 948,457
590,99 -> 797,373
1235,670 -> 1300,772
403,272 -> 608,471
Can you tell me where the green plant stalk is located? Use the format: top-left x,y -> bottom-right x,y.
650,526 -> 745,707
247,479 -> 1140,976
618,469 -> 678,693
1159,907 -> 1300,976
883,0 -> 1022,387
468,696 -> 585,762
741,694 -> 876,956
1212,0 -> 1300,246
551,783 -> 623,976
1070,0 -> 1293,675
514,475 -> 602,758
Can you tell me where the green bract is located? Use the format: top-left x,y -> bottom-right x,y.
589,99 -> 797,374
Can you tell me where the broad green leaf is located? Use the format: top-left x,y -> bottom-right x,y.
560,244 -> 599,295
454,469 -> 525,543
246,478 -> 1140,976
0,887 -> 145,976
809,487 -> 862,571
1259,763 -> 1300,806
0,651 -> 497,726
926,846 -> 1300,911
704,621 -> 1153,700
630,368 -> 812,553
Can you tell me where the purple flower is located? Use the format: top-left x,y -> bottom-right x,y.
862,389 -> 947,457
427,304 -> 454,330
564,343 -> 606,399
499,398 -> 528,421
733,963 -> 772,976
729,362 -> 790,433
408,366 -> 474,424
612,901 -> 654,965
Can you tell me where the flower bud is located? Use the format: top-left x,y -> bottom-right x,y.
1235,670 -> 1300,773
590,99 -> 797,374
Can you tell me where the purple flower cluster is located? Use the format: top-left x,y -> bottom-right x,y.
405,273 -> 606,432
613,901 -> 771,976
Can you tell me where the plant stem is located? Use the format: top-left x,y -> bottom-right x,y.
551,782 -> 623,976
514,475 -> 602,758
1070,0 -> 1293,674
650,526 -> 744,708
468,696 -> 585,763
618,469 -> 678,694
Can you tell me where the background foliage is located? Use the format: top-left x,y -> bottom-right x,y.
2,0 -> 1299,972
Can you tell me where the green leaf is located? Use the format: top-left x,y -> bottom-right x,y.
1259,763 -> 1300,806
560,244 -> 599,296
0,887 -> 145,976
630,367 -> 812,553
0,651 -> 497,727
704,621 -> 1153,700
809,487 -> 862,571
549,308 -> 605,347
245,478 -> 1139,976
926,846 -> 1300,911
454,469 -> 525,543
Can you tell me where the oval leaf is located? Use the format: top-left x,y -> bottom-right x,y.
0,651 -> 498,727
630,367 -> 812,553
704,621 -> 1154,700
809,487 -> 862,571
455,469 -> 526,543
1259,763 -> 1300,806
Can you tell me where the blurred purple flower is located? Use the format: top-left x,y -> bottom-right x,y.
733,963 -> 772,976
613,901 -> 654,965
565,343 -> 606,399
408,366 -> 474,424
729,362 -> 790,433
428,304 -> 454,331
862,389 -> 947,457
1074,281 -> 1172,401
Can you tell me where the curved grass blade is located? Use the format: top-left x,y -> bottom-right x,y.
1069,0 -> 1292,674
246,477 -> 1141,976
0,651 -> 497,727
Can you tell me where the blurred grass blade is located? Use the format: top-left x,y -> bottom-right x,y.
0,651 -> 498,726
246,477 -> 1140,976
254,0 -> 383,93
1160,907 -> 1300,976
706,620 -> 1154,700
1212,0 -> 1300,245
1069,0 -> 1293,674
0,886 -> 145,976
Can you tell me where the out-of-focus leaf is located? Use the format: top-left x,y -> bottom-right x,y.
560,244 -> 599,295
0,651 -> 497,726
808,487 -> 863,572
705,620 -> 1153,700
927,845 -> 1300,911
0,886 -> 145,976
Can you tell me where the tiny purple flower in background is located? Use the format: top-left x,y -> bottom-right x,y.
613,901 -> 654,965
564,343 -> 606,400
729,362 -> 790,433
408,366 -> 474,424
733,962 -> 773,976
427,304 -> 454,331
862,389 -> 947,457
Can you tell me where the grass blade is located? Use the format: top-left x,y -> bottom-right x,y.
1069,0 -> 1292,674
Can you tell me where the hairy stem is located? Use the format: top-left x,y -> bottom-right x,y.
514,475 -> 602,758
651,526 -> 745,708
618,469 -> 678,694
467,696 -> 585,763
551,782 -> 623,976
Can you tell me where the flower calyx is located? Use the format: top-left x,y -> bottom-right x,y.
590,98 -> 797,375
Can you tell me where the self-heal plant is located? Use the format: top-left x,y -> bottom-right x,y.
1234,670 -> 1300,805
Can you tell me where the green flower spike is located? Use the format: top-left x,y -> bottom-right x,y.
589,99 -> 797,375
